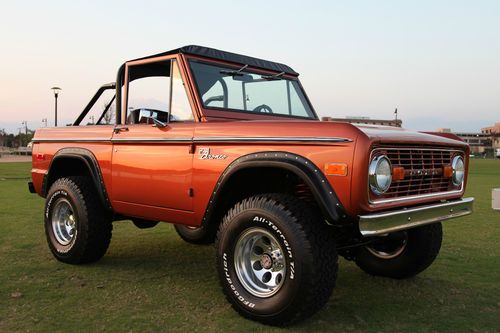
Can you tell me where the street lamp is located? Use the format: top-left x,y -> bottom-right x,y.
51,87 -> 62,126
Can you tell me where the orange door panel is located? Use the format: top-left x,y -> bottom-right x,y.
111,123 -> 194,217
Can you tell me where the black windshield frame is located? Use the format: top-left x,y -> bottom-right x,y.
188,59 -> 318,120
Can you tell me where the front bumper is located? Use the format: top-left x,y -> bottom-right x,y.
358,197 -> 474,236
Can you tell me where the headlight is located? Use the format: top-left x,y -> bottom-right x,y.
369,155 -> 392,195
451,156 -> 465,186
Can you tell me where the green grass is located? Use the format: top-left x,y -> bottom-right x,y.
0,160 -> 499,332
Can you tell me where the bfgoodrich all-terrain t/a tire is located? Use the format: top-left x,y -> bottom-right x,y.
44,176 -> 112,264
215,194 -> 338,326
355,222 -> 443,279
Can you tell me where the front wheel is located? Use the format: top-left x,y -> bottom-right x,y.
216,194 -> 338,325
355,223 -> 442,279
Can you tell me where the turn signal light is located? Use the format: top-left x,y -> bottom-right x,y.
443,165 -> 453,178
324,163 -> 348,176
392,167 -> 405,181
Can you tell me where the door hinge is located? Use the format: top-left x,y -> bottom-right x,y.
189,143 -> 196,154
188,188 -> 194,197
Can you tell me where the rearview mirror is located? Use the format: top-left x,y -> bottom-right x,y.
232,74 -> 254,82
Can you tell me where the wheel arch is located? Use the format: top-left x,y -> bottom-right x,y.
202,151 -> 351,231
43,148 -> 112,212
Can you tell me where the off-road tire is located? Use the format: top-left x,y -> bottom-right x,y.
355,223 -> 442,279
44,176 -> 112,264
215,194 -> 338,326
174,223 -> 216,244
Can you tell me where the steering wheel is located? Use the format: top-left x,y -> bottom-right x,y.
252,104 -> 273,113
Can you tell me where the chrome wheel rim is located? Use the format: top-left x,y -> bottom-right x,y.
234,228 -> 286,298
366,233 -> 407,259
51,199 -> 77,245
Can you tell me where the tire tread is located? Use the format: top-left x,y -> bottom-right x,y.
216,193 -> 338,325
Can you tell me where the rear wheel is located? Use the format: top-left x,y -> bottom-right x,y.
355,223 -> 442,279
44,176 -> 112,264
174,223 -> 215,244
216,194 -> 338,325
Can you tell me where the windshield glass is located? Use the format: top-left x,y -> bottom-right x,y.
189,61 -> 316,119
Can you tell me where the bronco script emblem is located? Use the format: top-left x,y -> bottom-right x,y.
199,148 -> 227,160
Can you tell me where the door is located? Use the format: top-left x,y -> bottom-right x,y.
111,57 -> 196,223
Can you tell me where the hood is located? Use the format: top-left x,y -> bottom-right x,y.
194,120 -> 467,148
353,124 -> 467,148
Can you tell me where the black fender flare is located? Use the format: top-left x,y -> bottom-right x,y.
43,148 -> 112,211
202,151 -> 352,226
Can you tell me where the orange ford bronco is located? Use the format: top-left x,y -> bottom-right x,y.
29,45 -> 474,325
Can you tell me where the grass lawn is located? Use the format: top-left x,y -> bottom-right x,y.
0,160 -> 499,332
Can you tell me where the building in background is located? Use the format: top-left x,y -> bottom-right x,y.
437,122 -> 499,157
481,123 -> 500,149
322,116 -> 402,127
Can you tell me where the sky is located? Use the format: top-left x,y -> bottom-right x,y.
0,0 -> 499,134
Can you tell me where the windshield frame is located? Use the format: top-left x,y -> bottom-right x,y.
186,57 -> 318,121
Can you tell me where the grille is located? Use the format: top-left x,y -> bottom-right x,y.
370,148 -> 463,202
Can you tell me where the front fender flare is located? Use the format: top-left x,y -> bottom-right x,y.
202,151 -> 351,226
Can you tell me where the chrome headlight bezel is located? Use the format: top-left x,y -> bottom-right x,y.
369,155 -> 392,195
451,155 -> 465,186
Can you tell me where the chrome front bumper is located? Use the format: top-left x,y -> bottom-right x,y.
358,197 -> 474,236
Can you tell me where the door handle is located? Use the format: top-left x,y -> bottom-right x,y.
114,126 -> 129,134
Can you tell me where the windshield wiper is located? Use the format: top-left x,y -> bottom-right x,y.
220,64 -> 248,77
261,71 -> 285,80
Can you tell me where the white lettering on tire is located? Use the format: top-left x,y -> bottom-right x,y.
223,252 -> 255,308
45,190 -> 68,219
252,216 -> 295,279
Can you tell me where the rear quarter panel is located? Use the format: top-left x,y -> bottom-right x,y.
31,126 -> 114,198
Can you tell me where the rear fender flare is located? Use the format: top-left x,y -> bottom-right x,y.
43,148 -> 112,211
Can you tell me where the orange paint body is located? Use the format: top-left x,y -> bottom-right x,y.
31,51 -> 470,227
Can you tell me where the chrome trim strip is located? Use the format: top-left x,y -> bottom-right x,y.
32,138 -> 111,143
373,147 -> 463,152
193,136 -> 353,143
111,138 -> 192,143
368,147 -> 465,204
359,197 -> 474,236
32,136 -> 352,144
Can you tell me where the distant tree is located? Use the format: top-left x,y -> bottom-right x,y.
0,129 -> 5,147
4,133 -> 15,148
102,103 -> 114,124
1,130 -> 35,148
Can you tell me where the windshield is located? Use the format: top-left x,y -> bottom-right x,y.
189,61 -> 316,119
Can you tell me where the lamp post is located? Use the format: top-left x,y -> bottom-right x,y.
51,87 -> 62,126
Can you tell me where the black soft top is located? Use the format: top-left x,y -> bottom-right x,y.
129,45 -> 299,76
